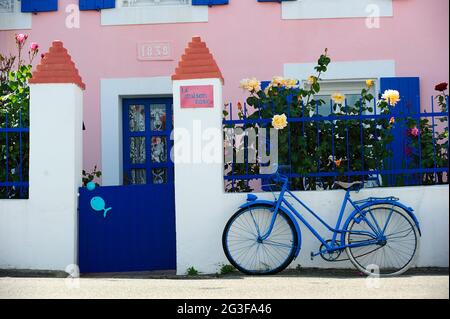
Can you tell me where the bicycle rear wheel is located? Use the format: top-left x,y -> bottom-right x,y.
345,205 -> 419,277
222,205 -> 298,275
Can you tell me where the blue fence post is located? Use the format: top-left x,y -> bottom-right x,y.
330,99 -> 336,185
5,112 -> 9,197
345,99 -> 350,183
431,96 -> 438,182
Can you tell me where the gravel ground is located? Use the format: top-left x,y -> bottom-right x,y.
0,268 -> 447,299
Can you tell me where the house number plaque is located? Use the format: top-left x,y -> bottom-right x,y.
137,42 -> 173,61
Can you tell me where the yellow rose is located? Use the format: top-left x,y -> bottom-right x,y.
382,89 -> 401,106
331,92 -> 346,105
284,78 -> 299,89
366,79 -> 374,89
271,76 -> 285,87
240,77 -> 261,93
272,114 -> 288,130
307,76 -> 317,85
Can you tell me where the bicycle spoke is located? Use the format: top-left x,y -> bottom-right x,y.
346,206 -> 417,275
224,207 -> 296,274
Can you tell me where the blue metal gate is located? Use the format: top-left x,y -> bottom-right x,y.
78,97 -> 175,273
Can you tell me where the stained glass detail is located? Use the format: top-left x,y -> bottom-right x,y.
131,169 -> 146,185
151,136 -> 167,163
130,137 -> 146,164
129,105 -> 145,132
152,168 -> 167,184
150,104 -> 167,131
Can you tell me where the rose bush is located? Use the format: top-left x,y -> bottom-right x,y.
224,49 -> 399,191
0,34 -> 39,198
403,82 -> 448,185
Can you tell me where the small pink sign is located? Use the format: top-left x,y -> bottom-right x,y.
180,85 -> 214,108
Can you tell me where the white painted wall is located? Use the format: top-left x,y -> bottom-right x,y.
175,184 -> 449,275
0,84 -> 83,271
282,0 -> 393,20
101,76 -> 173,186
173,77 -> 449,275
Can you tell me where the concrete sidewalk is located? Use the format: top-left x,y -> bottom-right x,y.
0,269 -> 448,299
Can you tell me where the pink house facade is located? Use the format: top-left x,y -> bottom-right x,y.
1,0 -> 449,276
1,0 -> 448,185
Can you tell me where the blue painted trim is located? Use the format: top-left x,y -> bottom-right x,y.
192,0 -> 229,5
21,0 -> 58,13
79,0 -> 115,11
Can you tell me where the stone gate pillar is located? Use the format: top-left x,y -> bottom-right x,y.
172,36 -> 225,275
26,41 -> 85,270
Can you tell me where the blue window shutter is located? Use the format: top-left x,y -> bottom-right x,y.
21,0 -> 58,13
380,77 -> 420,185
79,0 -> 116,11
192,0 -> 229,5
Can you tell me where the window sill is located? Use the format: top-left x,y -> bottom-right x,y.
0,12 -> 31,30
282,0 -> 393,20
101,5 -> 208,26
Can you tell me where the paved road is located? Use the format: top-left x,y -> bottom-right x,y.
0,271 -> 448,299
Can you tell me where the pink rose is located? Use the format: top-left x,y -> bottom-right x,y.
15,33 -> 28,45
30,42 -> 39,52
409,127 -> 419,137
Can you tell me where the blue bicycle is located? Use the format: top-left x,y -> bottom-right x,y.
222,171 -> 421,277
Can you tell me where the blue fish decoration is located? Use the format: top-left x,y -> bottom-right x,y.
90,196 -> 112,218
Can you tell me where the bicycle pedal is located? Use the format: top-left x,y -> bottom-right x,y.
310,252 -> 314,261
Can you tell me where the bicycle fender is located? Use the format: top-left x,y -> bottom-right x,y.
340,200 -> 421,244
239,200 -> 302,257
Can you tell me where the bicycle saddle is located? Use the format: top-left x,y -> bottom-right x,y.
334,181 -> 363,190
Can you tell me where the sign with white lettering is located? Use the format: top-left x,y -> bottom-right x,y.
137,42 -> 173,61
180,85 -> 214,109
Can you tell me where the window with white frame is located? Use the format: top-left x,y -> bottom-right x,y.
0,0 -> 14,13
282,0 -> 393,20
120,0 -> 190,7
0,0 -> 31,30
307,80 -> 377,116
102,0 -> 206,25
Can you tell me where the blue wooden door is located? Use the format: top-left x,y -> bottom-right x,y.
78,98 -> 175,273
380,77 -> 420,186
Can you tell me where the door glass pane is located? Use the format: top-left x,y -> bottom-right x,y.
150,104 -> 167,131
129,105 -> 146,132
152,168 -> 167,184
151,136 -> 167,163
130,137 -> 146,164
131,169 -> 146,185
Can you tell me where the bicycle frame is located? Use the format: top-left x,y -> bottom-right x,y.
259,178 -> 384,256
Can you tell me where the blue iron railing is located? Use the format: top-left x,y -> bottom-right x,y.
223,96 -> 449,193
0,108 -> 29,199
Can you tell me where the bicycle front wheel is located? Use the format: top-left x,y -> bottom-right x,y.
222,205 -> 298,275
345,205 -> 419,277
